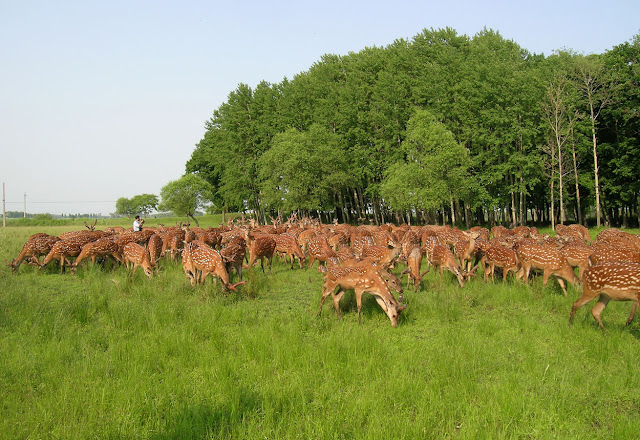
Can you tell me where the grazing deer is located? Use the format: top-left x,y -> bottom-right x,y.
481,245 -> 519,284
40,239 -> 87,273
570,262 -> 640,330
245,235 -> 277,272
189,240 -> 245,292
272,234 -> 305,269
161,230 -> 185,261
318,264 -> 406,327
6,235 -> 60,273
307,235 -> 336,269
429,244 -> 471,288
71,238 -> 123,272
515,243 -> 579,295
219,235 -> 247,281
122,242 -> 155,278
360,245 -> 401,269
401,246 -> 430,292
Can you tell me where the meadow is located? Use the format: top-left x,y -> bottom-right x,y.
1,218 -> 640,439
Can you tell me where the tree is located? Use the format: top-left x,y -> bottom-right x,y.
574,54 -> 614,227
158,174 -> 214,226
115,197 -> 135,217
131,194 -> 158,216
381,109 -> 471,225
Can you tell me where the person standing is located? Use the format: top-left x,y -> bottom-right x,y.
133,215 -> 145,231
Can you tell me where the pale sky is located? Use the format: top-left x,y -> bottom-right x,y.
1,0 -> 638,216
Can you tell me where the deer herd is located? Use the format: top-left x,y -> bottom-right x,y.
6,216 -> 640,330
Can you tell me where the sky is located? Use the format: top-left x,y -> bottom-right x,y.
1,0 -> 638,216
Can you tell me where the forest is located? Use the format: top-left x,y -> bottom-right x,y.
186,27 -> 640,228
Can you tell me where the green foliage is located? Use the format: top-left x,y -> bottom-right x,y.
187,28 -> 640,226
158,174 -> 214,220
116,194 -> 158,217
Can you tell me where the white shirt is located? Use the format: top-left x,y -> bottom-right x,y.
133,220 -> 142,231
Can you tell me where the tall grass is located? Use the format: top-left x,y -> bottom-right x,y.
1,226 -> 640,439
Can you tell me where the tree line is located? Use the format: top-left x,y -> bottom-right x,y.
185,27 -> 639,228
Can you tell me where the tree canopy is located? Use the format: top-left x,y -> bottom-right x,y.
185,27 -> 640,227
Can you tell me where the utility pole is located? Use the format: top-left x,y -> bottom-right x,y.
2,183 -> 5,227
24,192 -> 27,218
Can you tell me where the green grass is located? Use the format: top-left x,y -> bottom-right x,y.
2,226 -> 640,439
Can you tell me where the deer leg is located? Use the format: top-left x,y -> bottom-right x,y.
626,299 -> 639,326
591,295 -> 611,331
355,288 -> 364,325
569,288 -> 597,325
556,277 -> 568,296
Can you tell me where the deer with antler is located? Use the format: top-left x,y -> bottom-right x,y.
318,264 -> 406,327
570,262 -> 640,330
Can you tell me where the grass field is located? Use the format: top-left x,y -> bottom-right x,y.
2,220 -> 640,439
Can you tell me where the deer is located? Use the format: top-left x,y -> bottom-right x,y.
272,233 -> 305,269
570,262 -> 640,330
453,230 -> 481,273
401,246 -> 430,292
146,233 -> 164,267
318,264 -> 407,327
245,235 -> 277,272
307,235 -> 336,269
188,240 -> 245,292
71,237 -> 123,272
84,219 -> 98,231
39,239 -> 87,273
6,234 -> 60,273
219,235 -> 247,281
515,243 -> 580,296
559,243 -> 593,279
161,230 -> 185,261
481,245 -> 519,284
122,242 -> 155,278
428,244 -> 472,288
360,245 -> 401,269
589,243 -> 640,266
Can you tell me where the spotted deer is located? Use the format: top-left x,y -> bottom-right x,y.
401,246 -> 430,292
589,243 -> 640,266
360,245 -> 401,269
219,235 -> 247,281
515,243 -> 579,295
40,234 -> 102,273
189,240 -> 245,292
559,244 -> 593,279
6,235 -> 60,273
429,244 -> 471,288
481,245 -> 519,284
272,234 -> 305,269
71,237 -> 123,272
318,264 -> 407,327
570,262 -> 640,330
453,230 -> 481,273
307,235 -> 336,269
245,235 -> 277,272
122,242 -> 155,277
146,233 -> 164,266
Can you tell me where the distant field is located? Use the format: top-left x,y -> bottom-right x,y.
1,223 -> 640,439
